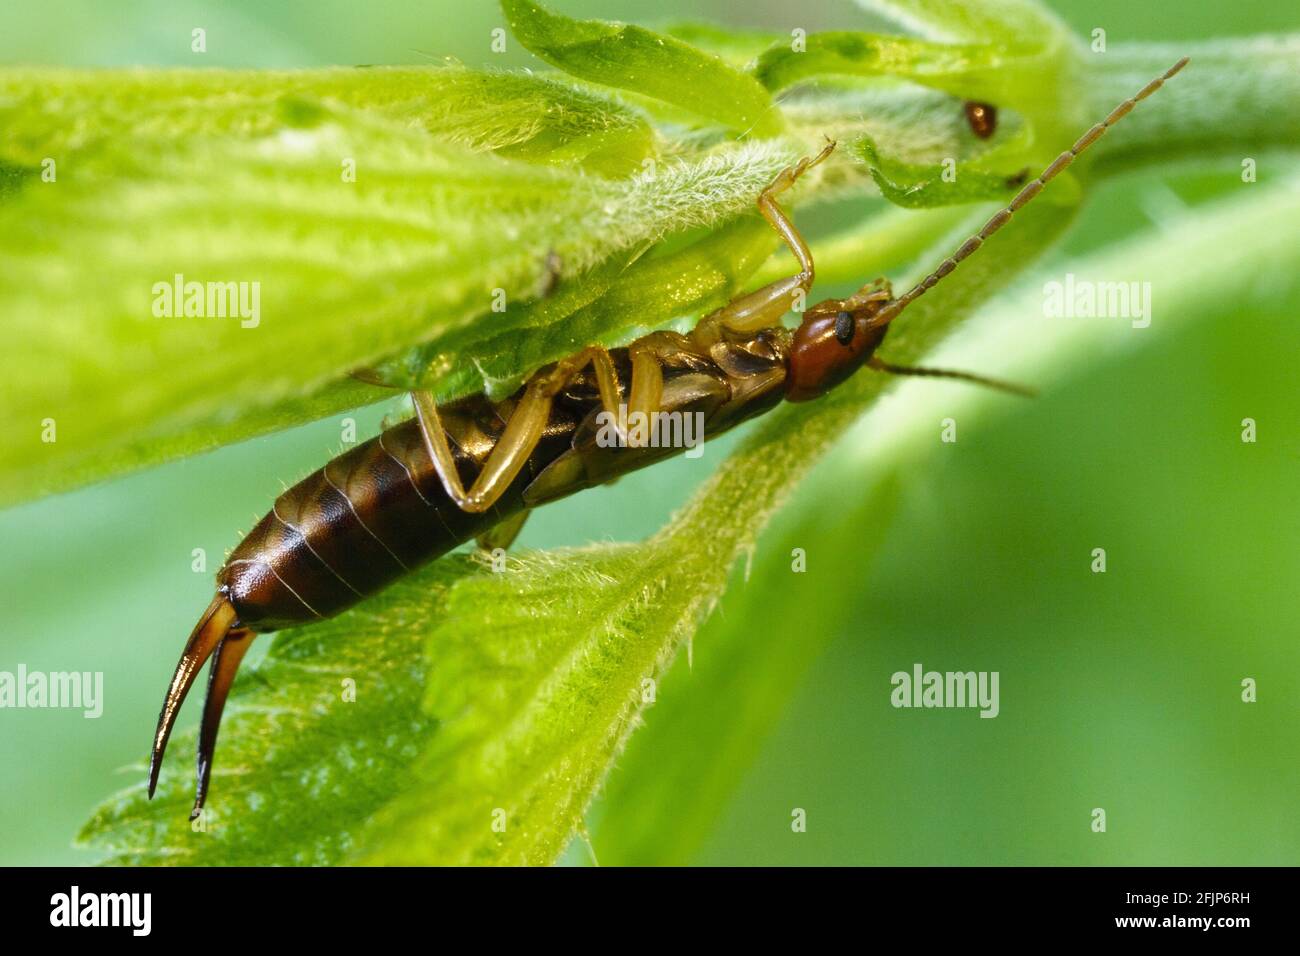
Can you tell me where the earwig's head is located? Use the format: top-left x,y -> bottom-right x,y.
784,278 -> 895,402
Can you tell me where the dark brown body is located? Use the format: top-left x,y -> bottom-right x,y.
220,331 -> 791,632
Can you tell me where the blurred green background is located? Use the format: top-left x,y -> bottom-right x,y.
1,0 -> 1296,866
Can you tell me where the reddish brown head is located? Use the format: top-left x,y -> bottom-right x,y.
784,279 -> 894,402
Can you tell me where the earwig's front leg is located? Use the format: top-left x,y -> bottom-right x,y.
413,345 -> 624,514
692,140 -> 835,349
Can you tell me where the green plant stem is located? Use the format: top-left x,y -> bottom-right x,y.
1086,37 -> 1300,174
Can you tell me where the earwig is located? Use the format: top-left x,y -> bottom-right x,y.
150,57 -> 1189,818
964,101 -> 998,139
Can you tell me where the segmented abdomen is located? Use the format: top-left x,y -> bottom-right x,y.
214,333 -> 788,632
217,393 -> 579,631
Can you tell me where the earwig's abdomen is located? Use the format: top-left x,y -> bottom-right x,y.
217,420 -> 483,631
214,338 -> 790,632
218,393 -> 578,632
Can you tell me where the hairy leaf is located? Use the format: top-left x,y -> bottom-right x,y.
754,31 -> 1005,94
661,22 -> 784,67
370,217 -> 779,398
857,0 -> 1068,52
0,66 -> 656,177
853,0 -> 1079,146
0,76 -> 803,506
501,0 -> 782,136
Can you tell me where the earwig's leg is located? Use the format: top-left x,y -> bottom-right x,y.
413,346 -> 624,514
842,280 -> 893,310
627,348 -> 664,423
148,595 -> 237,799
867,356 -> 1036,398
412,388 -> 549,514
192,627 -> 256,820
623,330 -> 697,446
476,509 -> 530,552
692,141 -> 835,348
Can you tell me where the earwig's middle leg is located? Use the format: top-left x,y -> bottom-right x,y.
622,332 -> 692,449
692,140 -> 835,349
413,345 -> 625,514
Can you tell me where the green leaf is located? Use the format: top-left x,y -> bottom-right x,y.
852,0 -> 1078,136
0,66 -> 657,177
754,31 -> 1004,94
0,64 -> 805,507
1081,39 -> 1300,173
368,217 -> 778,398
852,121 -> 1074,210
661,22 -> 783,67
364,544 -> 746,865
500,0 -> 783,136
742,5 -> 1081,215
590,476 -> 905,865
857,0 -> 1068,50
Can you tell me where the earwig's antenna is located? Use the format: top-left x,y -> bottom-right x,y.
867,56 -> 1189,332
867,357 -> 1037,397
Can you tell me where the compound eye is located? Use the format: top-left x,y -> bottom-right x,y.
834,311 -> 855,346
